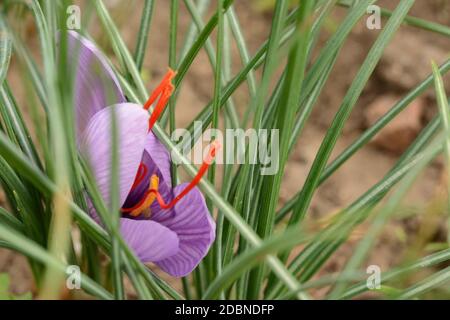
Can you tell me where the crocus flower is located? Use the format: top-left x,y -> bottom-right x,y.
63,31 -> 216,277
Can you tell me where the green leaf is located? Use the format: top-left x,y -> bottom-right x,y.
396,266 -> 450,299
203,227 -> 311,299
133,0 -> 155,71
0,19 -> 12,85
432,61 -> 450,243
328,134 -> 441,298
338,0 -> 450,37
288,0 -> 415,226
247,0 -> 315,299
100,0 -> 305,298
0,224 -> 112,299
341,249 -> 450,299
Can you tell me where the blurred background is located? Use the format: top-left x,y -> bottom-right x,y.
1,0 -> 449,298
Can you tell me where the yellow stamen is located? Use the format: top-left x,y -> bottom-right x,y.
129,174 -> 160,217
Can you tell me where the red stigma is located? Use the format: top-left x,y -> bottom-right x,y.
144,68 -> 177,131
150,140 -> 221,210
130,163 -> 148,191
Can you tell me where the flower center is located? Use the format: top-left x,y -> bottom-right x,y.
121,173 -> 159,218
121,140 -> 220,217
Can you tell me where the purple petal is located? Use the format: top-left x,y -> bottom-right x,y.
64,31 -> 125,138
78,103 -> 149,209
145,132 -> 172,186
154,184 -> 216,277
120,218 -> 179,262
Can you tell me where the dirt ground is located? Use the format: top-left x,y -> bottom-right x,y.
1,0 -> 450,298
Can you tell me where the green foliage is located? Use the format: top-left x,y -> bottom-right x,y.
0,0 -> 449,300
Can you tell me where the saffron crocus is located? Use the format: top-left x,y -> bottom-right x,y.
64,31 -> 216,277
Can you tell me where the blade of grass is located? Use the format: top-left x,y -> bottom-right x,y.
0,222 -> 112,299
277,59 -> 450,222
179,0 -> 211,62
226,6 -> 257,128
328,134 -> 441,298
3,4 -> 179,298
0,156 -> 45,244
174,0 -> 234,90
432,61 -> 450,243
287,0 -> 415,228
203,226 -> 312,299
109,108 -> 124,299
340,248 -> 450,299
396,266 -> 450,299
168,0 -> 179,185
0,17 -> 11,85
0,83 -> 42,168
234,2 -> 336,296
205,0 -> 224,249
338,0 -> 450,37
0,207 -> 24,233
94,0 -> 148,100
222,0 -> 292,298
247,0 -> 315,299
107,6 -> 306,298
180,24 -> 295,151
267,131 -> 443,298
180,0 -> 239,131
214,14 -> 233,299
201,0 -> 225,292
184,0 -> 372,154
39,0 -> 73,299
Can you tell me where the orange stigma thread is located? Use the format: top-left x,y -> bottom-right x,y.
130,163 -> 148,191
144,68 -> 177,131
148,140 -> 221,210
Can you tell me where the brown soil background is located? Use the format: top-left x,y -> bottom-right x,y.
1,0 -> 450,298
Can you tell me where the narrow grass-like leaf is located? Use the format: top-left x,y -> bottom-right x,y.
94,0 -> 148,100
432,61 -> 450,243
109,108 -> 124,299
277,59 -> 450,221
0,18 -> 12,85
0,206 -> 24,234
133,0 -> 155,71
206,0 -> 224,207
203,227 -> 311,299
288,0 -> 415,226
247,0 -> 315,299
328,135 -> 441,298
0,222 -> 112,299
39,1 -> 73,299
226,6 -> 257,127
396,266 -> 450,299
102,3 -> 305,296
341,248 -> 450,299
338,0 -> 450,37
181,0 -> 239,131
174,0 -> 233,89
0,83 -> 41,167
268,134 -> 443,298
